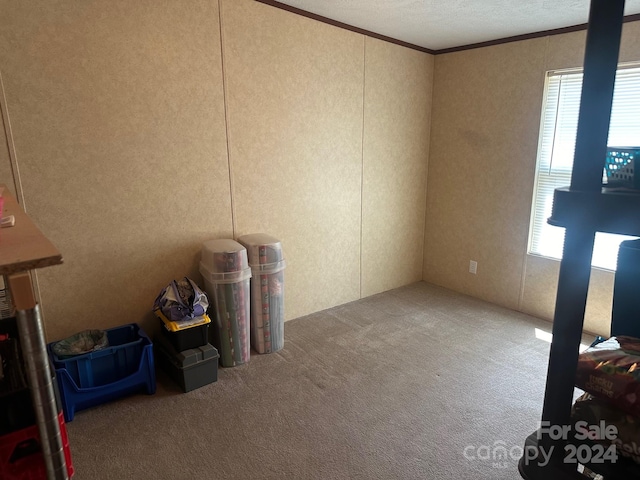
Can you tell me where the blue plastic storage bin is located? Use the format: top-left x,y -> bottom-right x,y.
48,323 -> 156,421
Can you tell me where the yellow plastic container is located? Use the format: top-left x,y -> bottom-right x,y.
153,309 -> 211,333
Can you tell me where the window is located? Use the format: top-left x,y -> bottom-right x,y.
529,64 -> 640,270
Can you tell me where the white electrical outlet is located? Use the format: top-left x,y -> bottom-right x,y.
469,260 -> 478,274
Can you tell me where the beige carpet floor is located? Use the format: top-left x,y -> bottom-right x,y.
64,282 -> 592,479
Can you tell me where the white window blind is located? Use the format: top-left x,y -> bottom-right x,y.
529,65 -> 640,270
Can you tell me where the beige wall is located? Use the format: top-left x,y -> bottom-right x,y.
0,0 -> 234,340
0,0 -> 434,340
220,0 -> 364,319
0,115 -> 13,198
0,72 -> 17,199
12,0 -> 625,341
424,38 -> 547,312
362,38 -> 433,297
424,22 -> 640,337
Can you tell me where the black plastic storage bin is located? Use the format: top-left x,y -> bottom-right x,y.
612,238 -> 640,338
154,333 -> 218,393
0,389 -> 34,437
0,317 -> 27,397
0,317 -> 64,435
160,322 -> 209,352
0,317 -> 32,436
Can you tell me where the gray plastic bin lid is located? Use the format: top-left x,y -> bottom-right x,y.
200,238 -> 251,284
236,233 -> 285,274
201,239 -> 249,272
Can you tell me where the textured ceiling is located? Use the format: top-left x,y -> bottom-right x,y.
270,0 -> 640,50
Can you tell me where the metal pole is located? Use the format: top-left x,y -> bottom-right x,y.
16,303 -> 68,480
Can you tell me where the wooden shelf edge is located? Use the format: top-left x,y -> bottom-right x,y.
0,184 -> 63,275
0,256 -> 63,277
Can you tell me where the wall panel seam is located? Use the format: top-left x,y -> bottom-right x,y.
359,36 -> 366,299
422,56 -> 439,282
518,36 -> 551,311
0,69 -> 25,207
420,55 -> 434,283
218,0 -> 237,237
